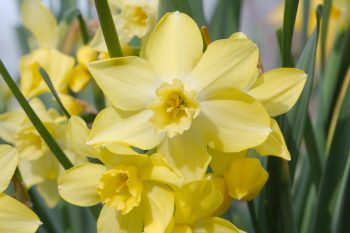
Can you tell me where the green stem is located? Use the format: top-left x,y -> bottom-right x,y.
0,60 -> 73,169
94,0 -> 123,57
248,201 -> 261,233
77,13 -> 90,44
39,67 -> 71,119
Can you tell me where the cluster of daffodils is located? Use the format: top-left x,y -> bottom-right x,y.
0,0 -> 307,232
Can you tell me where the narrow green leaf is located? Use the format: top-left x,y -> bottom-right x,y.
158,0 -> 193,18
320,0 -> 333,72
39,67 -> 71,118
301,0 -> 311,47
248,201 -> 262,233
94,0 -> 123,58
0,60 -> 74,170
189,0 -> 207,26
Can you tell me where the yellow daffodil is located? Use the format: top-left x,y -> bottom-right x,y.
168,178 -> 245,233
58,150 -> 182,233
0,99 -> 86,207
0,144 -> 41,233
90,0 -> 158,53
20,0 -> 88,115
87,12 -> 305,183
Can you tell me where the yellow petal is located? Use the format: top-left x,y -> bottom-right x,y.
197,89 -> 271,152
21,0 -> 58,48
248,68 -> 307,117
58,163 -> 107,206
158,131 -> 210,184
224,157 -> 268,201
77,46 -> 98,69
144,12 -> 203,82
142,153 -> 184,187
59,94 -> 86,116
171,224 -> 193,233
88,108 -> 164,150
174,179 -> 223,225
88,57 -> 160,111
89,28 -> 108,52
0,111 -> 25,144
143,182 -> 174,233
0,145 -> 18,193
193,217 -> 245,233
20,48 -> 75,98
68,116 -> 100,159
255,118 -> 291,160
97,205 -> 143,233
68,65 -> 91,93
99,147 -> 148,167
0,193 -> 41,233
187,37 -> 258,97
209,148 -> 246,175
207,174 -> 232,216
36,180 -> 60,208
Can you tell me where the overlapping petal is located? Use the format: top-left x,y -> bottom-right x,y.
192,217 -> 244,233
0,145 -> 18,193
0,112 -> 25,144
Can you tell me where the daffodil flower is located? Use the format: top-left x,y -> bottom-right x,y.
168,178 -> 245,233
20,0 -> 88,115
90,0 -> 158,53
0,144 -> 41,233
0,99 -> 86,207
87,12 -> 305,183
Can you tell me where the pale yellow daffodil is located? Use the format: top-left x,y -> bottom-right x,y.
90,0 -> 158,54
20,0 -> 88,115
88,12 -> 276,183
0,144 -> 41,233
168,178 -> 245,233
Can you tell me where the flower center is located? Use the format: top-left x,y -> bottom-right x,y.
132,6 -> 148,26
96,166 -> 142,214
149,79 -> 199,137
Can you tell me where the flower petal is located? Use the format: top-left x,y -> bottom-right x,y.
255,118 -> 291,160
0,193 -> 41,233
36,180 -> 60,208
186,37 -> 259,98
97,205 -> 143,233
21,0 -> 58,48
143,182 -> 174,233
88,108 -> 164,150
193,217 -> 244,233
88,57 -> 160,110
208,148 -> 246,175
144,12 -> 203,82
58,163 -> 107,206
158,131 -> 210,184
0,111 -> 25,144
0,145 -> 18,193
174,179 -> 222,225
248,68 -> 307,116
68,116 -> 100,159
197,89 -> 271,152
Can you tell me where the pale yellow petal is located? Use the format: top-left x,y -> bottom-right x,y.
187,37 -> 259,97
143,182 -> 174,233
174,179 -> 223,225
197,89 -> 271,152
58,163 -> 107,206
158,131 -> 210,184
207,174 -> 232,216
255,118 -> 291,160
21,0 -> 58,48
145,12 -> 203,82
209,148 -> 246,175
89,28 -> 108,52
68,65 -> 91,92
88,108 -> 164,150
0,111 -> 25,144
0,193 -> 41,233
36,180 -> 60,208
88,57 -> 160,110
224,157 -> 269,201
97,205 -> 143,233
193,217 -> 244,233
0,145 -> 18,193
59,94 -> 86,116
141,153 -> 184,187
99,147 -> 148,167
248,68 -> 307,117
68,116 -> 100,159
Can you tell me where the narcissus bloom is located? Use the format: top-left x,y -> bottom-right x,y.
88,12 -> 306,183
168,178 -> 245,233
0,145 -> 41,233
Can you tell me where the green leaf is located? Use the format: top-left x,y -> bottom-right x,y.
158,0 -> 193,18
208,0 -> 241,40
189,0 -> 207,26
39,67 -> 71,118
320,0 -> 333,72
0,60 -> 74,170
94,0 -> 123,57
